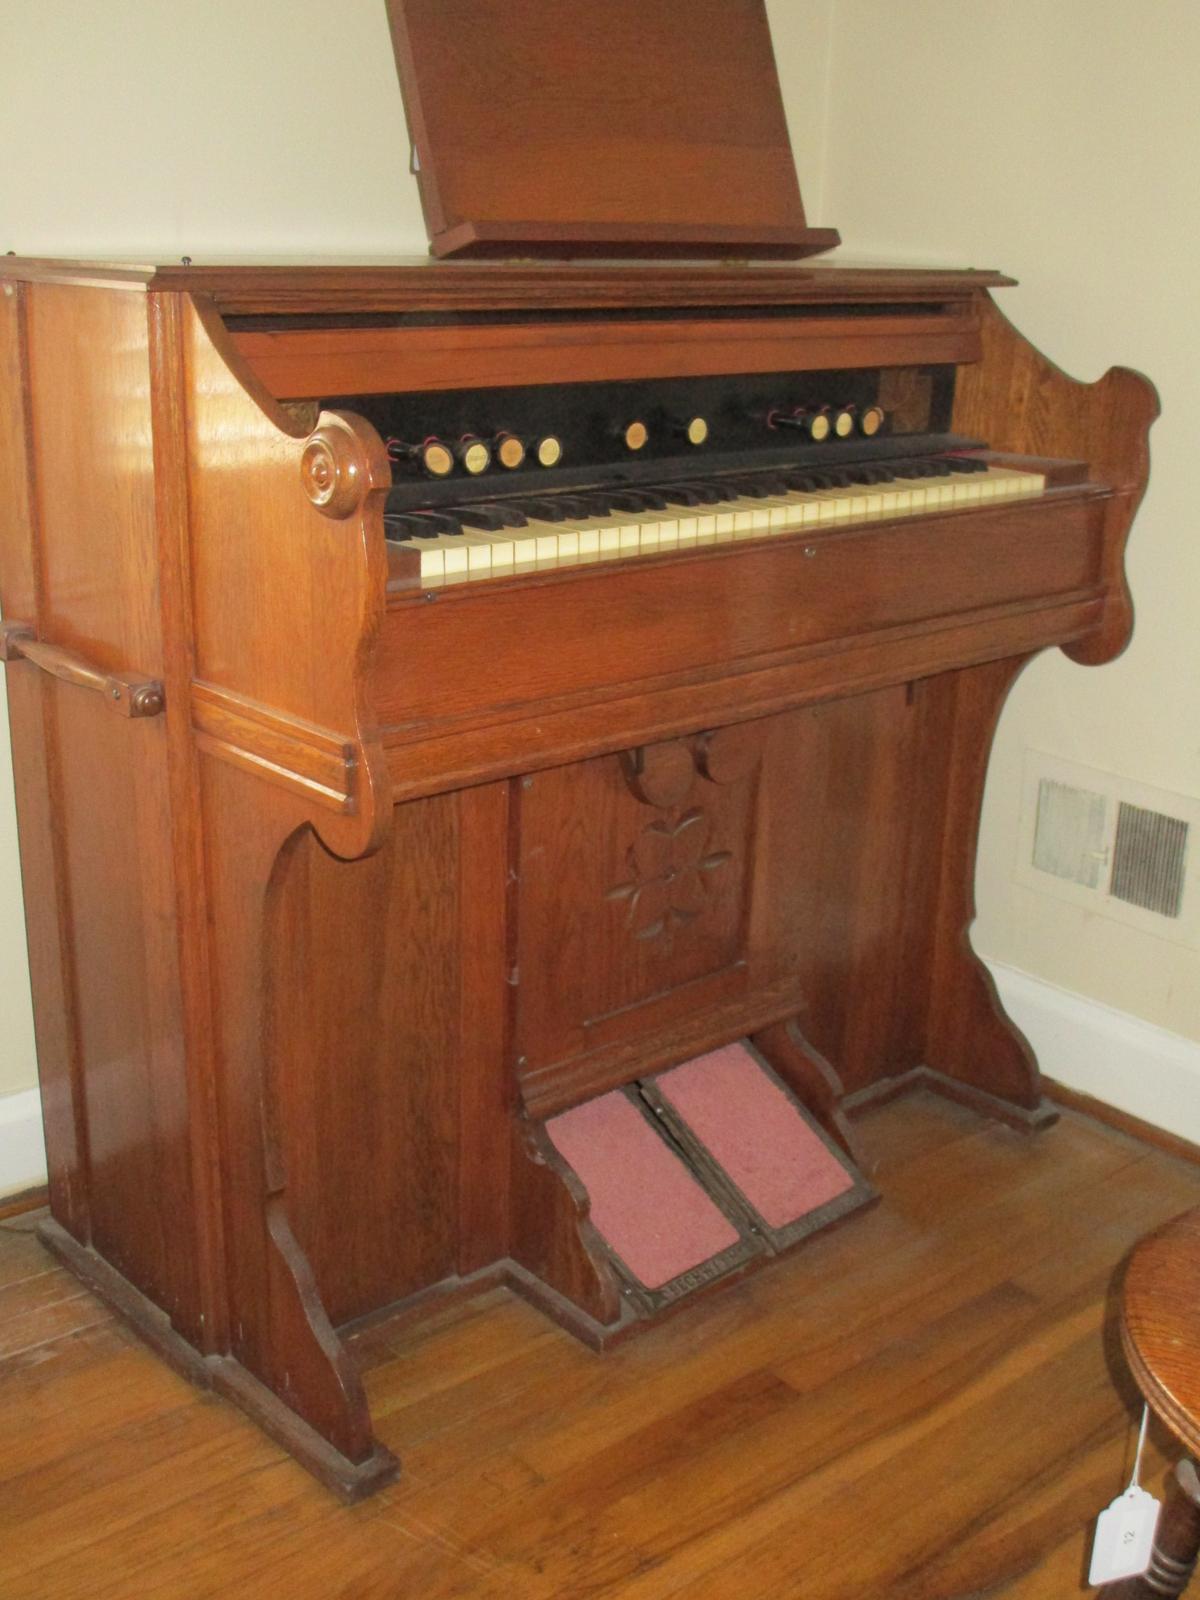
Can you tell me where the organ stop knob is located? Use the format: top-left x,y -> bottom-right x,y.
860,406 -> 886,437
769,408 -> 831,442
494,432 -> 526,469
420,439 -> 454,477
458,436 -> 491,474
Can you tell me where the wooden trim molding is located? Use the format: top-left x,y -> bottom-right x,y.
191,683 -> 359,813
0,257 -> 1017,315
1043,1078 -> 1200,1167
0,1185 -> 48,1220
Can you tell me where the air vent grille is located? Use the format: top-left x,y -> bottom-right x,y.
1110,802 -> 1188,918
1018,754 -> 1197,946
1032,779 -> 1109,889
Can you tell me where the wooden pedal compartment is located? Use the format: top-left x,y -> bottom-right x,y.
545,1040 -> 875,1323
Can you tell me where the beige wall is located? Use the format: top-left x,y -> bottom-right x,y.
820,0 -> 1200,1041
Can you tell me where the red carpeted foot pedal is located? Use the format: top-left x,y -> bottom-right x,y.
544,1039 -> 874,1320
545,1088 -> 765,1313
643,1041 -> 874,1252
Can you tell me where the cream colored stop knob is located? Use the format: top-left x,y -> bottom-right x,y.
458,438 -> 491,475
833,408 -> 855,439
536,435 -> 563,468
685,416 -> 709,446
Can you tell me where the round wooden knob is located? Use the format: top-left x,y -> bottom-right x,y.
833,408 -> 855,439
685,416 -> 709,446
496,433 -> 526,470
860,406 -> 886,437
300,427 -> 368,519
536,435 -> 563,468
420,440 -> 454,477
623,421 -> 649,452
807,410 -> 832,442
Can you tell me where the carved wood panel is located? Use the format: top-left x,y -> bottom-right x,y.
514,727 -> 767,1081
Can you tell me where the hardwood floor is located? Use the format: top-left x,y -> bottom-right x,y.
2,1090 -> 1199,1600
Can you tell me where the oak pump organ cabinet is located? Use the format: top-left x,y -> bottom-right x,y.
0,0 -> 1157,1495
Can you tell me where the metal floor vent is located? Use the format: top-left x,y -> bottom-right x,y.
1110,801 -> 1188,918
1019,754 -> 1197,945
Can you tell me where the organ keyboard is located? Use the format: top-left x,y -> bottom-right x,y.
385,455 -> 1048,582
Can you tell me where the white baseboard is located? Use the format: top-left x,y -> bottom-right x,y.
986,959 -> 1200,1146
0,1086 -> 47,1199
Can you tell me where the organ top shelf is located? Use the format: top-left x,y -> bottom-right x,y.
0,256 -> 1016,314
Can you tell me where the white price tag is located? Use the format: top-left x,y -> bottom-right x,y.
1088,1484 -> 1160,1585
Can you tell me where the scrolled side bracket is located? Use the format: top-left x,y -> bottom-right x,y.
300,413 -> 390,521
0,620 -> 165,719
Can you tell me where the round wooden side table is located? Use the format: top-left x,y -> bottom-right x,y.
1111,1206 -> 1200,1597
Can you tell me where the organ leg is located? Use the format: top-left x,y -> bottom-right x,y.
921,655 -> 1054,1125
196,759 -> 398,1498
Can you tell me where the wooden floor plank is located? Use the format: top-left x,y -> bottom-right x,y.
2,1093 -> 1199,1600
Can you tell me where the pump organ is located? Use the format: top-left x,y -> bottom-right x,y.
0,253 -> 1157,1496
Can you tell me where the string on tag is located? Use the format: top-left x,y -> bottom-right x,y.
1128,1402 -> 1149,1491
1088,1403 -> 1162,1586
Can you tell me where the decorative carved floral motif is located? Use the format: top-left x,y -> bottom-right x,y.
606,808 -> 732,943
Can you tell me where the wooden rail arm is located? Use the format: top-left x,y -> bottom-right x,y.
0,621 -> 165,718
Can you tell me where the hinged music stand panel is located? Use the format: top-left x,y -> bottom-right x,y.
387,0 -> 840,260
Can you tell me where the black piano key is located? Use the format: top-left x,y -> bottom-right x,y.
384,514 -> 424,539
659,485 -> 708,506
582,492 -> 629,517
385,514 -> 441,540
672,482 -> 726,504
609,488 -> 671,512
548,494 -> 607,519
513,498 -> 571,522
410,510 -> 464,535
458,504 -> 529,530
720,476 -> 773,499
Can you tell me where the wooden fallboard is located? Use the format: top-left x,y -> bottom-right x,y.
373,487 -> 1107,765
230,309 -> 980,400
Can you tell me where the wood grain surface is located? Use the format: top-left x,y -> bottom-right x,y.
3,1095 -> 1200,1599
1121,1207 -> 1200,1457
